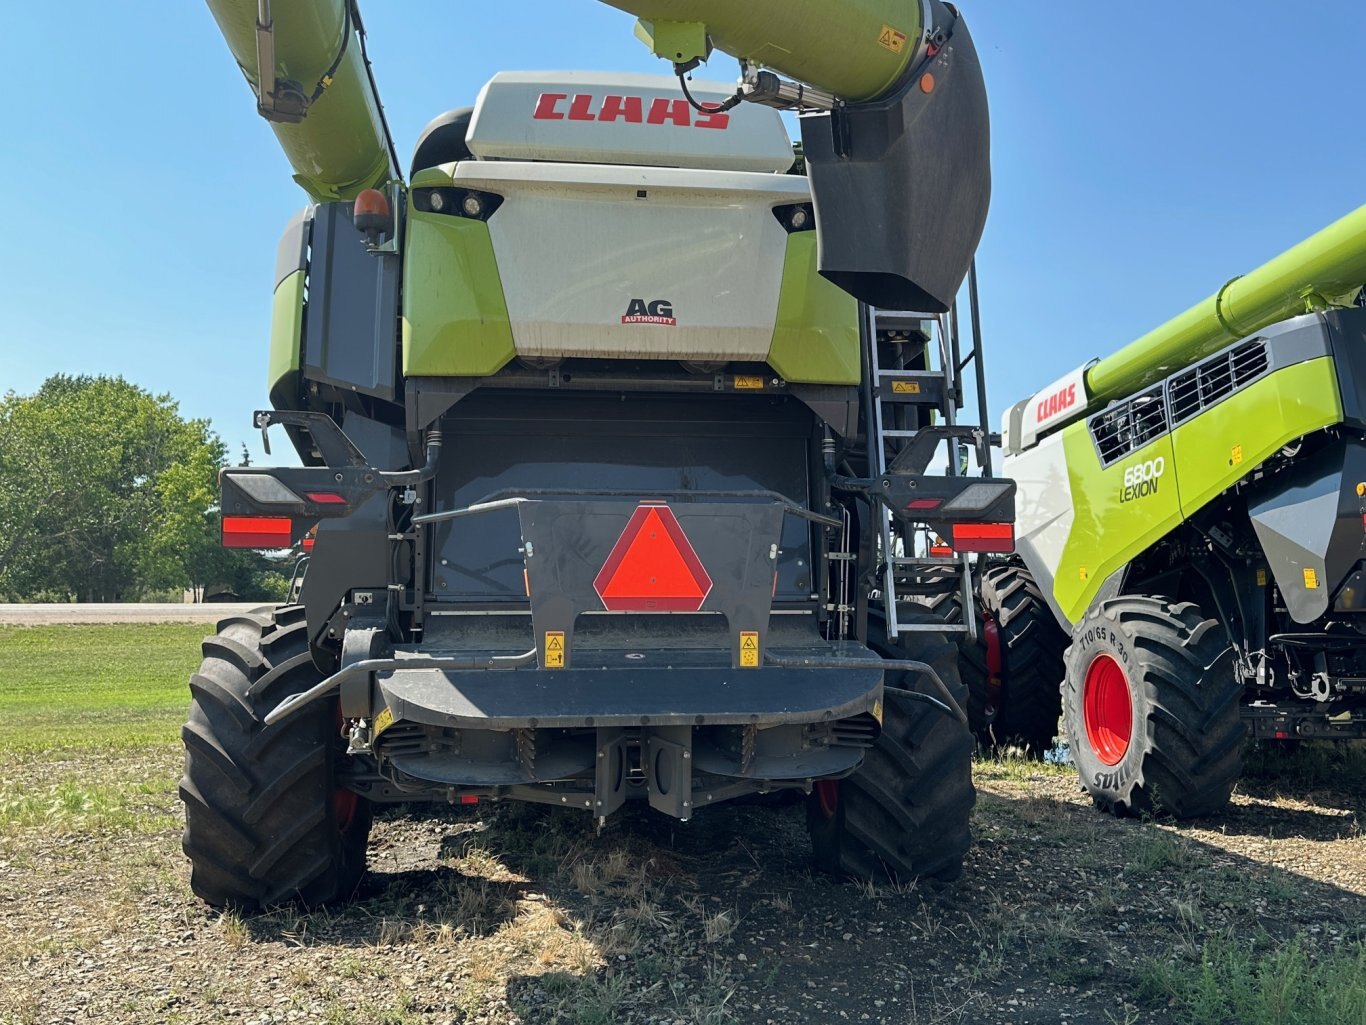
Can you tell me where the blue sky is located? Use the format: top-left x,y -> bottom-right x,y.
2,2 -> 1364,464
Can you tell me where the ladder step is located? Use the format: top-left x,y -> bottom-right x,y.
873,313 -> 936,332
894,623 -> 970,633
891,557 -> 960,567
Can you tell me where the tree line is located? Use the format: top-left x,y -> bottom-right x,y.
0,375 -> 287,602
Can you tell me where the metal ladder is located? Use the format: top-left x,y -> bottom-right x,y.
863,304 -> 979,642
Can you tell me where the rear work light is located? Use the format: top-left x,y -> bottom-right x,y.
222,472 -> 302,505
942,481 -> 1014,513
950,522 -> 1015,554
222,516 -> 293,549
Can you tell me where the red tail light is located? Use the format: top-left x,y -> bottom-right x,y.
950,522 -> 1014,554
222,516 -> 293,549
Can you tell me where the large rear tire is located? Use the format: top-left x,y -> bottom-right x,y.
1063,597 -> 1243,818
807,616 -> 975,882
180,605 -> 372,909
972,563 -> 1067,757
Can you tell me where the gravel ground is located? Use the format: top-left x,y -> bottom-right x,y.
1,747 -> 1362,1025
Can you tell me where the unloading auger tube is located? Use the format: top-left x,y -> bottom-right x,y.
1088,202 -> 1366,402
203,0 -> 991,311
1007,202 -> 1366,452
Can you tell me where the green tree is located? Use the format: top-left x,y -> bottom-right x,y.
0,375 -> 276,602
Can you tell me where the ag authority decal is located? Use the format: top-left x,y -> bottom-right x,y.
622,299 -> 676,326
1120,457 -> 1166,503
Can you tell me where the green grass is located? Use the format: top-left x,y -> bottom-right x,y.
0,775 -> 178,833
0,623 -> 205,755
1137,935 -> 1366,1025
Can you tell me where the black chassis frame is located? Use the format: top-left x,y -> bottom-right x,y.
222,389 -> 1008,818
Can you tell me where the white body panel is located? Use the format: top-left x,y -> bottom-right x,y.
468,71 -> 796,174
1002,433 -> 1075,623
458,162 -> 810,362
1008,365 -> 1090,453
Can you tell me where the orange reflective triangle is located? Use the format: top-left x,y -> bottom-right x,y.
601,508 -> 705,599
594,506 -> 712,611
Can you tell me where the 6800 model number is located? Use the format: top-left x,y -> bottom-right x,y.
1120,457 -> 1165,503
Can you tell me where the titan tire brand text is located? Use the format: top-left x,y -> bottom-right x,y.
1078,626 -> 1139,789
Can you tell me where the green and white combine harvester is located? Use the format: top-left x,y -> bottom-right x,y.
184,0 -> 1015,908
981,203 -> 1366,817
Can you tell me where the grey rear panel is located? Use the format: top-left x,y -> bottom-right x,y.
425,392 -> 817,605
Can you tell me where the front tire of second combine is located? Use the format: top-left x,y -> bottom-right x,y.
1063,597 -> 1243,819
807,621 -> 975,883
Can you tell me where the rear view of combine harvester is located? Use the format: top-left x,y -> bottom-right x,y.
983,203 -> 1366,817
180,0 -> 1016,908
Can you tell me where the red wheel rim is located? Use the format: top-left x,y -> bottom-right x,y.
333,788 -> 358,833
814,780 -> 840,818
333,702 -> 358,832
1082,653 -> 1132,766
982,614 -> 1004,719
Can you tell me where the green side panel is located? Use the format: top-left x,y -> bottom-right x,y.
1052,428 -> 1183,625
402,210 -> 516,378
601,0 -> 919,102
1050,357 -> 1346,624
767,235 -> 861,385
267,270 -> 305,408
1171,358 -> 1343,516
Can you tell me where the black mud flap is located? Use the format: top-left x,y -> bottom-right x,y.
801,4 -> 990,312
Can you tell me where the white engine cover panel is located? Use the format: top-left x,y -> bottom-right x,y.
1003,433 -> 1077,626
467,71 -> 796,174
459,161 -> 810,362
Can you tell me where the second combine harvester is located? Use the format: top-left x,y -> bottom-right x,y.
182,0 -> 1014,908
987,203 -> 1366,817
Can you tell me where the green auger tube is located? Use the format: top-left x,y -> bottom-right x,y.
204,0 -> 396,201
206,0 -> 926,205
601,0 -> 923,102
1087,203 -> 1366,401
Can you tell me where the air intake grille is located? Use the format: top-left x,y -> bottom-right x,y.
1089,387 -> 1169,467
1169,339 -> 1270,425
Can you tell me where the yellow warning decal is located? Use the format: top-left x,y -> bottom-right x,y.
1231,444 -> 1244,466
545,631 -> 566,669
878,25 -> 908,54
739,631 -> 760,668
891,381 -> 921,395
871,699 -> 883,724
734,375 -> 765,391
1079,566 -> 1089,582
1303,568 -> 1320,590
373,707 -> 394,738
1256,568 -> 1268,587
